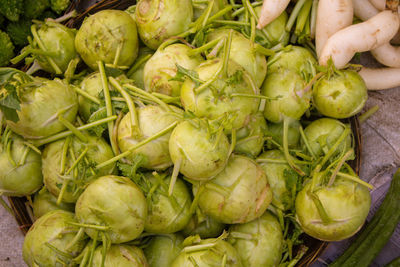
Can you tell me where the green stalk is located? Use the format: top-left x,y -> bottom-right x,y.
33,116 -> 117,147
229,93 -> 278,100
184,243 -> 216,253
6,140 -> 16,167
123,84 -> 172,112
319,127 -> 351,167
283,118 -> 305,176
229,231 -> 254,240
308,191 -> 333,224
328,149 -> 354,186
295,0 -> 312,36
250,16 -> 256,43
96,121 -> 178,170
254,44 -> 275,56
168,156 -> 182,196
286,0 -> 307,32
11,48 -> 58,64
22,142 -> 41,155
298,125 -> 316,159
65,147 -> 89,175
88,231 -> 98,267
189,37 -> 224,56
211,20 -> 250,26
0,196 -> 13,215
126,54 -> 152,77
71,86 -> 101,105
359,105 -> 379,124
66,227 -> 86,252
310,0 -> 318,38
256,158 -> 311,165
109,77 -> 141,138
58,115 -> 88,143
98,61 -> 118,155
222,30 -> 233,77
18,146 -> 30,166
31,25 -> 62,74
67,222 -> 110,231
100,232 -> 107,267
60,137 -> 71,175
337,172 -> 374,189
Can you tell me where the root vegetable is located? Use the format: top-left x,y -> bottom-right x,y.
371,42 -> 400,67
359,67 -> 400,90
352,0 -> 379,20
316,0 -> 353,57
319,10 -> 400,68
257,0 -> 291,29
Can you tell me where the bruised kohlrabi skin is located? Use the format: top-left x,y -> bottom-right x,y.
143,44 -> 202,96
257,150 -> 292,210
207,28 -> 267,87
42,134 -> 116,203
182,209 -> 226,239
143,173 -> 192,234
128,47 -> 154,90
197,155 -> 272,224
261,68 -> 310,123
268,46 -> 317,74
302,118 -> 352,158
143,234 -> 183,267
234,112 -> 267,158
75,175 -> 147,243
118,105 -> 182,170
266,120 -> 301,149
135,0 -> 193,50
75,10 -> 139,70
181,59 -> 259,133
0,134 -> 42,196
171,236 -> 243,267
6,78 -> 78,139
92,244 -> 149,267
295,177 -> 371,241
169,120 -> 230,181
32,187 -> 74,219
228,211 -> 283,267
22,210 -> 87,267
34,21 -> 78,74
312,70 -> 368,119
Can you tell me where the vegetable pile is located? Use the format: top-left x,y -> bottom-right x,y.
4,0 -> 399,265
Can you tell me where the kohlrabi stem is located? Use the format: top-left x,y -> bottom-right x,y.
22,141 -> 41,155
109,77 -> 141,138
50,9 -> 78,23
30,25 -> 62,74
151,93 -> 181,105
310,0 -> 318,38
254,44 -> 275,56
18,146 -> 29,166
100,232 -> 107,267
229,231 -> 255,240
184,243 -> 217,253
58,115 -> 88,143
328,149 -> 354,187
189,185 -> 205,214
286,0 -> 307,32
250,16 -> 256,43
112,43 -> 123,67
26,60 -> 42,75
212,20 -> 250,26
10,48 -> 58,64
295,0 -> 312,36
308,191 -> 333,224
231,1 -> 263,17
189,37 -> 223,56
0,196 -> 13,215
337,172 -> 374,189
169,156 -> 182,196
256,158 -> 311,165
98,61 -> 118,155
283,118 -> 305,176
358,105 -> 379,124
33,116 -> 117,147
319,127 -> 351,167
229,93 -> 278,100
298,125 -> 316,159
6,140 -> 16,167
45,242 -> 74,259
66,227 -> 86,252
222,30 -> 233,77
71,86 -> 101,105
287,246 -> 308,267
68,222 -> 110,230
56,178 -> 68,205
207,38 -> 225,59
96,121 -> 178,169
65,147 -> 89,175
124,84 -> 172,112
126,54 -> 152,77
88,231 -> 98,267
222,254 -> 227,267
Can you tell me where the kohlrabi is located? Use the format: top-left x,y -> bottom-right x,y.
207,28 -> 267,87
228,211 -> 283,267
0,132 -> 42,196
118,104 -> 182,170
183,209 -> 226,238
313,70 -> 368,119
127,47 -> 154,90
75,175 -> 147,243
234,112 -> 267,158
135,0 -> 193,50
196,155 -> 272,224
171,233 -> 243,267
42,134 -> 116,203
22,210 -> 87,267
266,120 -> 301,149
143,43 -> 202,96
91,244 -> 149,267
267,46 -> 317,74
32,187 -> 74,219
168,120 -> 230,181
75,10 -> 139,70
143,234 -> 183,267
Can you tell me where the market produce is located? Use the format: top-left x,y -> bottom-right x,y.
4,0 -> 399,265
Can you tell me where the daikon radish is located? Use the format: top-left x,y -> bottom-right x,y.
371,42 -> 400,67
257,0 -> 290,29
353,0 -> 379,21
316,0 -> 353,57
319,10 -> 400,68
359,67 -> 400,90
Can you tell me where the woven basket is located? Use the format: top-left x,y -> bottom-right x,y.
6,1 -> 363,265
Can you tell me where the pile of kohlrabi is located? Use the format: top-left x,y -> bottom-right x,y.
0,1 -> 373,266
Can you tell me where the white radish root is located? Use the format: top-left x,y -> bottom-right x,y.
359,67 -> 400,90
371,42 -> 400,67
319,10 -> 400,68
369,0 -> 386,11
316,0 -> 353,57
256,0 -> 290,29
352,0 -> 379,21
